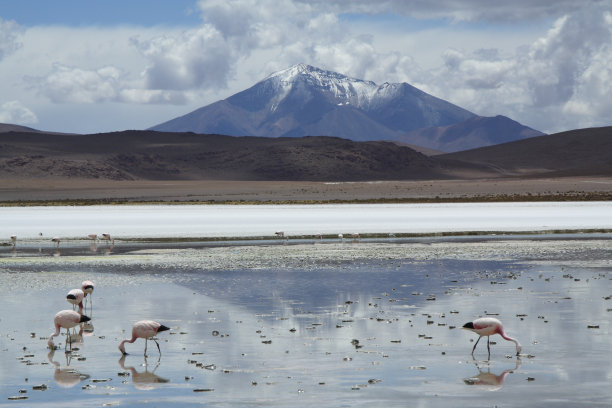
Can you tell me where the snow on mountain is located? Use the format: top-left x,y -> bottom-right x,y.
151,64 -> 541,151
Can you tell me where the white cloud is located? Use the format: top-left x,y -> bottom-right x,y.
1,0 -> 610,133
420,6 -> 612,132
131,25 -> 233,91
292,0 -> 602,22
30,64 -> 123,103
0,100 -> 38,125
0,17 -> 23,60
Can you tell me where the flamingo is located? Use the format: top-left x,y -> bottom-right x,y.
47,310 -> 91,350
51,237 -> 61,247
462,317 -> 522,357
66,289 -> 85,314
118,320 -> 170,356
81,280 -> 94,310
87,234 -> 98,241
101,233 -> 114,245
10,235 -> 17,247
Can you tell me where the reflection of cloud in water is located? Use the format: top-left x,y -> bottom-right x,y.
463,358 -> 521,391
118,355 -> 169,390
171,259 -> 510,318
47,350 -> 90,388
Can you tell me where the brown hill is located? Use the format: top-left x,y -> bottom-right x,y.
1,127 -> 609,183
0,130 -> 495,181
440,126 -> 612,176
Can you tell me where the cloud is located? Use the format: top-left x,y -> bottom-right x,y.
0,17 -> 23,60
30,64 -> 123,103
292,0 -> 602,22
3,0 -> 611,133
421,7 -> 612,132
131,25 -> 233,91
0,100 -> 38,125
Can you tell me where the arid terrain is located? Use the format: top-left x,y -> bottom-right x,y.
0,126 -> 610,203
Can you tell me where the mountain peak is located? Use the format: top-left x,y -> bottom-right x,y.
261,64 -> 381,110
149,64 -> 540,151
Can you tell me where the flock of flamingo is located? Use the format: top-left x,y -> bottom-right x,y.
8,234 -> 523,358
45,280 -> 521,359
47,279 -> 170,357
9,233 -> 115,248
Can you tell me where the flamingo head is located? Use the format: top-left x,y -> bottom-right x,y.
118,342 -> 128,355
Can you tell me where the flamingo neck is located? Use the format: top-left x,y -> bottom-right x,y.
47,325 -> 61,346
498,328 -> 522,353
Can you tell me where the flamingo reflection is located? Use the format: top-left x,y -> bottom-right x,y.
47,349 -> 90,388
118,355 -> 169,390
463,358 -> 522,391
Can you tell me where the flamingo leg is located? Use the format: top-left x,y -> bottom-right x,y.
65,329 -> 72,352
154,339 -> 161,355
144,338 -> 148,356
471,336 -> 482,355
487,336 -> 491,359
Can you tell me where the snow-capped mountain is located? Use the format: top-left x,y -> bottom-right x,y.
151,64 -> 542,152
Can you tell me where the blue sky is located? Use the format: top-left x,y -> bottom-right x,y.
0,0 -> 201,27
0,0 -> 610,134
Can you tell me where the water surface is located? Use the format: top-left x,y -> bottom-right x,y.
0,237 -> 610,407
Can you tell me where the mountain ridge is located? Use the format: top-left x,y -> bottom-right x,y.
151,64 -> 540,151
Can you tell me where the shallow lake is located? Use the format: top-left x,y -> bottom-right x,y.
0,236 -> 610,407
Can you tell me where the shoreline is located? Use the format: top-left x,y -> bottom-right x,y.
2,229 -> 612,247
1,176 -> 611,205
2,191 -> 612,207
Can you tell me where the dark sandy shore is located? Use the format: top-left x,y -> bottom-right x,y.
1,176 -> 612,203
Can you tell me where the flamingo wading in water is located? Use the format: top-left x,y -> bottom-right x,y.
119,320 -> 170,356
81,280 -> 94,309
66,288 -> 85,314
48,310 -> 91,351
462,317 -> 522,357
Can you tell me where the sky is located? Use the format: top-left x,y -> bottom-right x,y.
0,0 -> 611,135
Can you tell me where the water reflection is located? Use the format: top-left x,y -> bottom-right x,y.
47,350 -> 90,388
463,358 -> 521,391
118,355 -> 169,390
82,322 -> 95,336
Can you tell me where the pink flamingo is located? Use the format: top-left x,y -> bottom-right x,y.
81,280 -> 94,308
66,289 -> 85,314
462,317 -> 522,357
118,320 -> 170,356
47,310 -> 91,350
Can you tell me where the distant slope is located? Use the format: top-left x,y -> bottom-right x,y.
0,123 -> 41,133
440,126 -> 612,176
400,115 -> 545,153
0,130 -> 497,181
